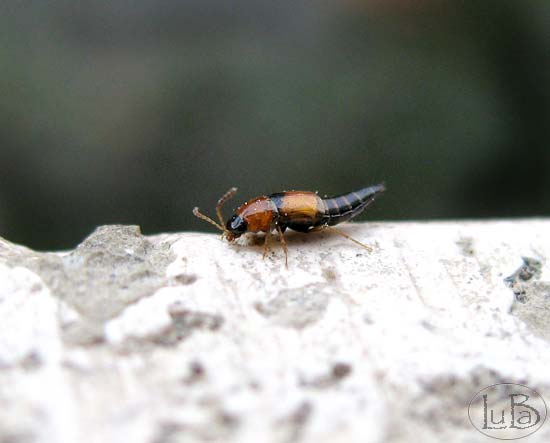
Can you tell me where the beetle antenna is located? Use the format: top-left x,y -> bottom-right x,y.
193,207 -> 225,232
216,187 -> 238,227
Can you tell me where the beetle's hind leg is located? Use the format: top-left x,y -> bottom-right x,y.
324,226 -> 373,252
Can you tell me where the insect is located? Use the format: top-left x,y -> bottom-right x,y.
193,184 -> 386,266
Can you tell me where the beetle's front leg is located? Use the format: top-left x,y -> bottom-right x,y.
262,228 -> 273,259
275,224 -> 288,268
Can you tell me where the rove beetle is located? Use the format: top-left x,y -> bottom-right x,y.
193,184 -> 385,266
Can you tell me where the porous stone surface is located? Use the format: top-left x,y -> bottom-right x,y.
1,220 -> 550,443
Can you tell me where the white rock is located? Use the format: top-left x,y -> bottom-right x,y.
0,221 -> 549,443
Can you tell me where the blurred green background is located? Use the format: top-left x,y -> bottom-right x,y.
0,0 -> 548,250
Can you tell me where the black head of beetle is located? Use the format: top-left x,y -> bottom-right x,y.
225,214 -> 247,241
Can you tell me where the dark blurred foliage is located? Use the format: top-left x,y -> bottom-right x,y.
0,0 -> 548,250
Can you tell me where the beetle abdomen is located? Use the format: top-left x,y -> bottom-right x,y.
321,184 -> 385,226
269,191 -> 324,231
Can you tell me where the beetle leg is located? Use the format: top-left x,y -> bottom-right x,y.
324,226 -> 373,252
262,229 -> 272,259
276,224 -> 288,268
